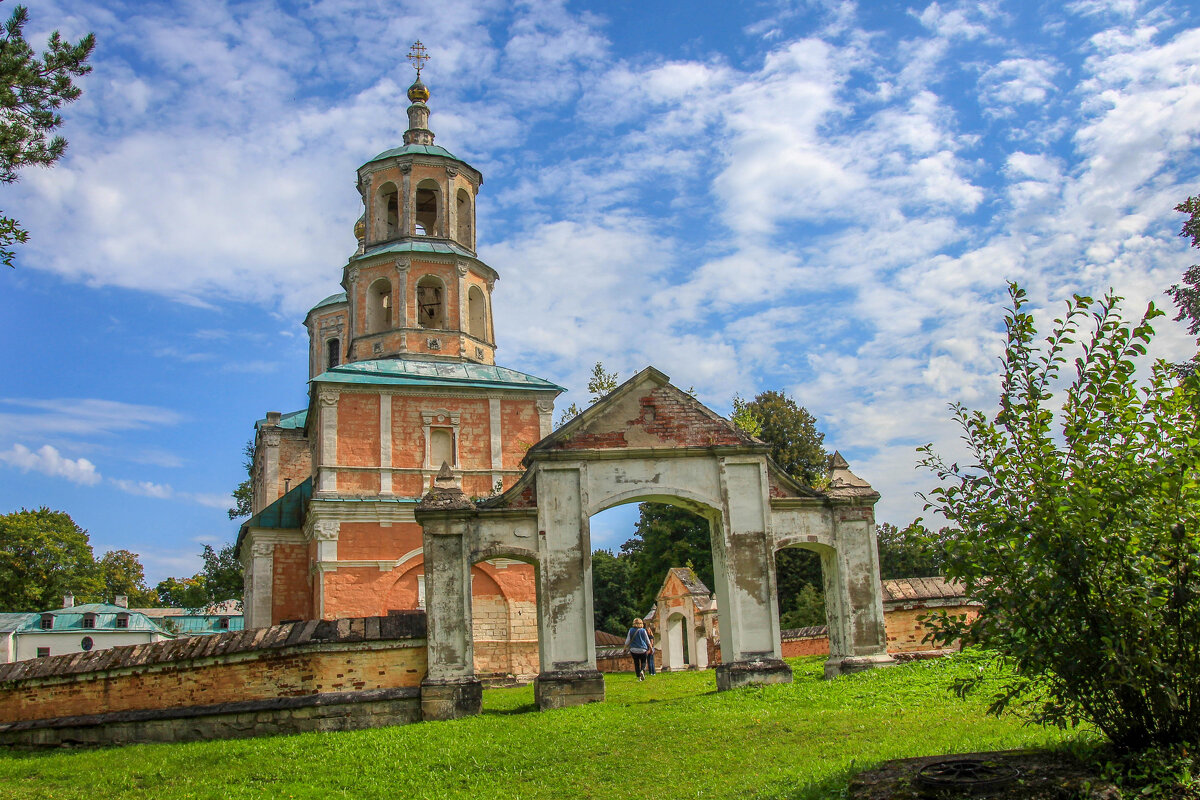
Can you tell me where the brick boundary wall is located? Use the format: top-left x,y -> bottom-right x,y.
0,614 -> 428,749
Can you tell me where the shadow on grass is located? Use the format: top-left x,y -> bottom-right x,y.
481,703 -> 538,716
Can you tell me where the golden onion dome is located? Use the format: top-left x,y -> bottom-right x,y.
354,215 -> 365,240
407,78 -> 429,103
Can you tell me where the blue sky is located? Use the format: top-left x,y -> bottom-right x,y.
2,0 -> 1198,584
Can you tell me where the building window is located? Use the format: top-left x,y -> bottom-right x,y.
80,636 -> 94,652
367,278 -> 392,334
82,614 -> 96,629
36,647 -> 50,658
219,617 -> 230,630
39,614 -> 53,630
115,614 -> 129,629
416,275 -> 445,329
326,337 -> 340,370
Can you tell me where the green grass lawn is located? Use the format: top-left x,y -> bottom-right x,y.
0,653 -> 1091,800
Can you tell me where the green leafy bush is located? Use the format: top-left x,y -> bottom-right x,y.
919,284 -> 1200,750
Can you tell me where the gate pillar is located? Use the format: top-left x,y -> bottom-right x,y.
533,465 -> 604,710
415,471 -> 482,721
712,458 -> 792,691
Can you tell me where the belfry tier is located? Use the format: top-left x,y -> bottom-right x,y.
304,80 -> 496,378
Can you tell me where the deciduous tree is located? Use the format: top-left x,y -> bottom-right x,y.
98,548 -> 157,607
591,549 -> 640,634
920,283 -> 1200,750
155,542 -> 243,609
0,507 -> 101,610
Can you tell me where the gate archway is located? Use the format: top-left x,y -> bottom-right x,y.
415,367 -> 894,720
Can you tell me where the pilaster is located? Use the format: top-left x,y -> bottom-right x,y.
317,389 -> 339,496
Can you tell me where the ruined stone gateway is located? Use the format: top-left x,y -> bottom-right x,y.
417,366 -> 895,719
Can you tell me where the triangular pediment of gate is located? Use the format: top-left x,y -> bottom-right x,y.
525,366 -> 761,459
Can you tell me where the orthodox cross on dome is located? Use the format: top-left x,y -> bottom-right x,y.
407,40 -> 429,77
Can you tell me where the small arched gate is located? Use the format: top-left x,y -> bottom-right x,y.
415,367 -> 894,719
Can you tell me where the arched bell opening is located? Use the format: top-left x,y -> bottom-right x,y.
414,180 -> 440,236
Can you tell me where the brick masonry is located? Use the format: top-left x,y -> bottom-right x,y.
0,615 -> 428,748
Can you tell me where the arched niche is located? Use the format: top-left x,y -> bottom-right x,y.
366,278 -> 392,333
456,188 -> 473,247
467,285 -> 487,341
416,274 -> 447,329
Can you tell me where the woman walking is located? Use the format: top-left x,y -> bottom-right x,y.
624,618 -> 652,681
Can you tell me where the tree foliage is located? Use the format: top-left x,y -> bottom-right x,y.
557,362 -> 620,426
155,543 -> 243,610
98,549 -> 157,607
1169,194 -> 1200,337
875,521 -> 948,580
919,283 -> 1200,750
0,3 -> 94,267
621,503 -> 714,613
227,439 -> 254,520
731,390 -> 828,486
591,549 -> 641,634
0,507 -> 101,610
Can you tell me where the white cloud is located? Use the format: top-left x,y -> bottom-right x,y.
0,398 -> 184,440
111,478 -> 174,499
0,444 -> 102,485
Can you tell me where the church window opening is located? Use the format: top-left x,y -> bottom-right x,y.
326,338 -> 341,370
430,428 -> 455,469
367,279 -> 392,334
468,285 -> 487,341
417,275 -> 445,329
378,182 -> 400,240
415,180 -> 440,235
456,188 -> 472,246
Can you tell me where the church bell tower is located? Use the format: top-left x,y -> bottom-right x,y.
340,41 -> 496,366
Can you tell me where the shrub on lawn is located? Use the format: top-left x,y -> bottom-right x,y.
919,283 -> 1200,750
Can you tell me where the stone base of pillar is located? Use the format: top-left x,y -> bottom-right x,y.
715,657 -> 793,691
420,678 -> 482,721
534,669 -> 605,711
824,652 -> 897,679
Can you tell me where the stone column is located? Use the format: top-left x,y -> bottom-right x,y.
533,465 -> 604,710
316,389 -> 338,496
395,258 -> 410,335
379,394 -> 393,495
400,165 -> 412,236
712,457 -> 792,691
488,397 -> 503,493
445,167 -> 458,241
415,469 -> 482,721
247,542 -> 274,629
536,398 -> 554,440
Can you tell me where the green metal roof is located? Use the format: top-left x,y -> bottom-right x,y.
312,359 -> 564,392
352,238 -> 475,263
19,603 -> 173,635
366,143 -> 460,164
0,613 -> 34,633
308,292 -> 347,314
161,614 -> 245,636
255,408 -> 307,431
241,476 -> 312,532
